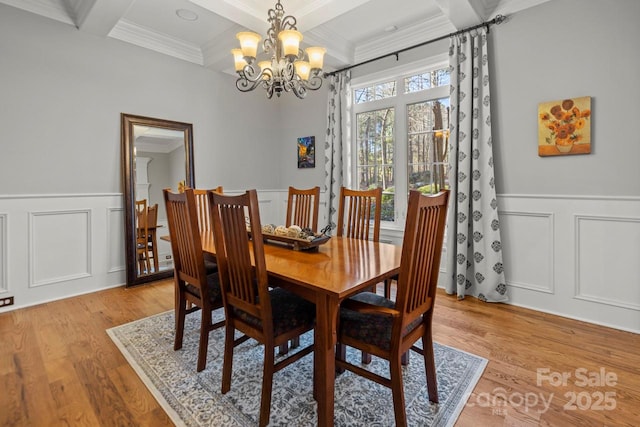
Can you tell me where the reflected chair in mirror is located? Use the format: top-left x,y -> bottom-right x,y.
145,203 -> 159,273
335,190 -> 450,427
163,188 -> 225,372
208,189 -> 316,427
135,199 -> 150,275
285,186 -> 320,232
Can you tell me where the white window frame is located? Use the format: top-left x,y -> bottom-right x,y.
350,54 -> 449,232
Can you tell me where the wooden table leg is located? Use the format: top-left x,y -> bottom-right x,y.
315,293 -> 338,427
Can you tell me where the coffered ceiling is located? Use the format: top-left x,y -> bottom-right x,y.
1,0 -> 550,74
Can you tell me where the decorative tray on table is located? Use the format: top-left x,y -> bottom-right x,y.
250,224 -> 331,251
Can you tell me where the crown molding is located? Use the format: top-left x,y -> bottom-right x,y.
354,16 -> 454,64
0,0 -> 74,25
108,19 -> 204,66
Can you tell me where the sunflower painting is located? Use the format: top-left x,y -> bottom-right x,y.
538,96 -> 591,156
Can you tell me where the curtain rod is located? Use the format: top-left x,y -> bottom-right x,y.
326,14 -> 506,77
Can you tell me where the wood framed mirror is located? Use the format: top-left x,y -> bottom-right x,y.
121,113 -> 195,287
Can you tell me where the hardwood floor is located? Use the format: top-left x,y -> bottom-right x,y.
1,280 -> 638,426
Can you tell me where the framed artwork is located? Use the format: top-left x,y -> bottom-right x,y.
538,96 -> 591,157
297,136 -> 315,168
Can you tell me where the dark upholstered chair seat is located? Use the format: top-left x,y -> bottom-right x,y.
234,288 -> 315,336
185,272 -> 223,305
204,259 -> 218,274
340,292 -> 422,351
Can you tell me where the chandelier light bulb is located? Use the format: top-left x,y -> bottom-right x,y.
231,49 -> 246,71
305,47 -> 326,70
236,32 -> 261,60
294,60 -> 311,81
258,60 -> 272,80
278,30 -> 303,59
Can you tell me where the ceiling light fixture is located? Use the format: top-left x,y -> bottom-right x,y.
231,0 -> 326,99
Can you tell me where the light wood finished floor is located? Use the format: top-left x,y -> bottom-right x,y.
1,280 -> 638,426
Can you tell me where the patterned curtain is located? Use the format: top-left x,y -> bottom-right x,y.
444,28 -> 508,302
323,71 -> 352,230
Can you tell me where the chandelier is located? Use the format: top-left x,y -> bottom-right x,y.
231,0 -> 326,99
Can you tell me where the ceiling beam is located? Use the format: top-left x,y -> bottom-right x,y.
189,0 -> 268,33
433,0 -> 484,29
76,0 -> 134,36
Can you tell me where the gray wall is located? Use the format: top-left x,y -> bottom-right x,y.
2,0 -> 637,198
0,4 -> 282,195
492,0 -> 640,196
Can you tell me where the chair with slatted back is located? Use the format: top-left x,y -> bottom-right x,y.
135,199 -> 150,275
145,203 -> 159,273
208,189 -> 315,427
163,188 -> 225,372
336,190 -> 449,427
336,186 -> 382,243
285,186 -> 320,232
193,186 -> 223,233
335,186 -> 384,363
280,186 -> 320,354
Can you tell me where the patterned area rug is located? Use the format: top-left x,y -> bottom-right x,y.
107,310 -> 486,426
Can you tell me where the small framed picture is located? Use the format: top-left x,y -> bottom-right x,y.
297,136 -> 315,168
538,96 -> 591,156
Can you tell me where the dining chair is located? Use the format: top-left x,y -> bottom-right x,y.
281,185 -> 320,354
193,186 -> 223,233
336,186 -> 383,364
285,186 -> 320,232
163,188 -> 225,372
208,189 -> 316,427
335,189 -> 450,427
145,203 -> 159,273
336,186 -> 382,243
337,186 -> 397,299
135,199 -> 150,275
194,187 -> 224,273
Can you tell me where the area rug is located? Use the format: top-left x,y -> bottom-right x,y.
107,310 -> 486,426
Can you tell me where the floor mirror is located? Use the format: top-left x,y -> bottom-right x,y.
121,113 -> 195,287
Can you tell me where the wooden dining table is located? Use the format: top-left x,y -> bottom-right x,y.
199,231 -> 402,426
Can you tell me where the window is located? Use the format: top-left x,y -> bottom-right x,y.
351,57 -> 450,226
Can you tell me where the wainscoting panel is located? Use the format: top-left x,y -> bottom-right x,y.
29,209 -> 92,287
107,207 -> 125,274
0,194 -> 125,312
575,214 -> 640,311
498,195 -> 640,333
0,213 -> 7,293
500,211 -> 554,294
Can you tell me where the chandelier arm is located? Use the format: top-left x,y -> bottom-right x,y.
304,74 -> 323,91
280,15 -> 297,31
236,64 -> 265,92
236,76 -> 263,93
289,80 -> 307,99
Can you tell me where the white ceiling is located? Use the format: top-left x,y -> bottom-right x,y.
1,0 -> 550,74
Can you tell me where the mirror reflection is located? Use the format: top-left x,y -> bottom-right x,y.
121,114 -> 194,287
134,125 -> 185,275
